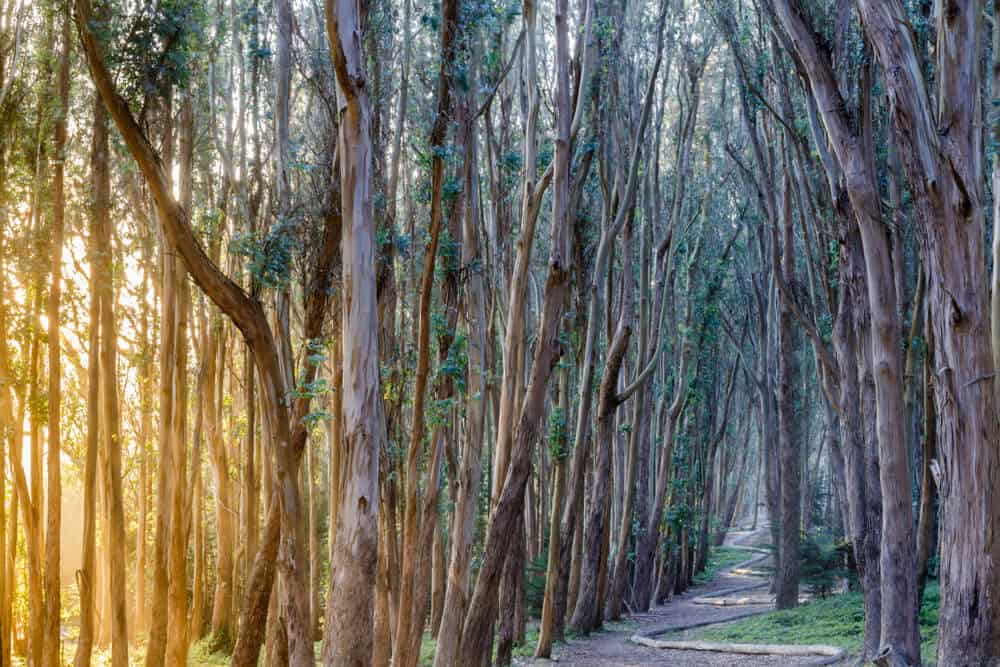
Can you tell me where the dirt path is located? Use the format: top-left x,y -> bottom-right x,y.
518,526 -> 836,666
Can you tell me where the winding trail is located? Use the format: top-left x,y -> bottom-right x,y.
519,525 -> 846,666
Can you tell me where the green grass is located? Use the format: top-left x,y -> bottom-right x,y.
684,582 -> 940,662
189,637 -> 234,665
693,546 -> 753,584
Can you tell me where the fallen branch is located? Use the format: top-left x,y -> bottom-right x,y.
631,636 -> 846,662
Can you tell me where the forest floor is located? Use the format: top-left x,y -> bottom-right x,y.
518,525 -> 847,667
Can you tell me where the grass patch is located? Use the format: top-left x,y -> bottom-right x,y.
684,582 -> 940,662
693,546 -> 753,584
189,637 -> 233,665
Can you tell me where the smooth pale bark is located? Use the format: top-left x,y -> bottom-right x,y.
307,437 -> 320,639
0,248 -> 10,667
393,4 -> 458,664
209,295 -> 235,646
535,370 -> 569,657
146,87 -> 177,667
76,3 -> 338,664
571,238 -> 635,634
270,1 -> 313,661
23,43 -> 47,665
755,3 -> 917,654
166,91 -> 194,666
72,96 -> 105,667
492,0 -> 541,513
455,0 -> 577,656
432,74 -> 491,667
0,265 -> 7,667
42,7 -> 70,663
91,81 -> 130,665
135,234 -> 153,638
322,0 -> 384,663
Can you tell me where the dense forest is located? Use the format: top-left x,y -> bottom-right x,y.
0,0 -> 994,664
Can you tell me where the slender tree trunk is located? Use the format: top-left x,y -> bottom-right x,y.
571,228 -> 634,634
535,370 -> 569,657
322,1 -> 384,663
146,89 -> 176,667
916,320 -> 937,604
42,7 -> 70,662
136,236 -> 153,638
432,78 -> 490,667
91,83 -> 130,665
455,0 -> 579,654
73,98 -> 104,667
774,162 -> 800,610
166,90 -> 194,666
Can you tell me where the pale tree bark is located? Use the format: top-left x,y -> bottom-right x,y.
491,0 -> 541,515
853,2 -> 998,659
72,96 -> 105,667
22,25 -> 49,662
91,77 -> 130,666
208,263 -> 235,646
454,0 -> 582,659
75,2 -> 338,664
322,0 -> 384,663
767,0 -> 924,658
135,227 -> 154,638
42,6 -> 70,664
535,369 -> 569,657
0,150 -> 15,667
432,60 -> 491,667
571,229 -> 636,634
393,3 -> 458,664
0,251 -> 8,667
146,87 -> 177,667
271,1 -> 313,662
166,90 -> 194,666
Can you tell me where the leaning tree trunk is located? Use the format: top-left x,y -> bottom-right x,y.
454,1 -> 578,656
853,2 -> 1000,662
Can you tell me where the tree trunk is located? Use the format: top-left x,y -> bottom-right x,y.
774,163 -> 800,610
916,323 -> 937,604
571,230 -> 634,634
322,1 -> 384,663
42,7 -> 70,663
432,76 -> 491,666
535,370 -> 569,658
853,2 -> 999,661
72,98 -> 104,667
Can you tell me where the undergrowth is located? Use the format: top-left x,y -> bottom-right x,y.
686,582 -> 940,663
